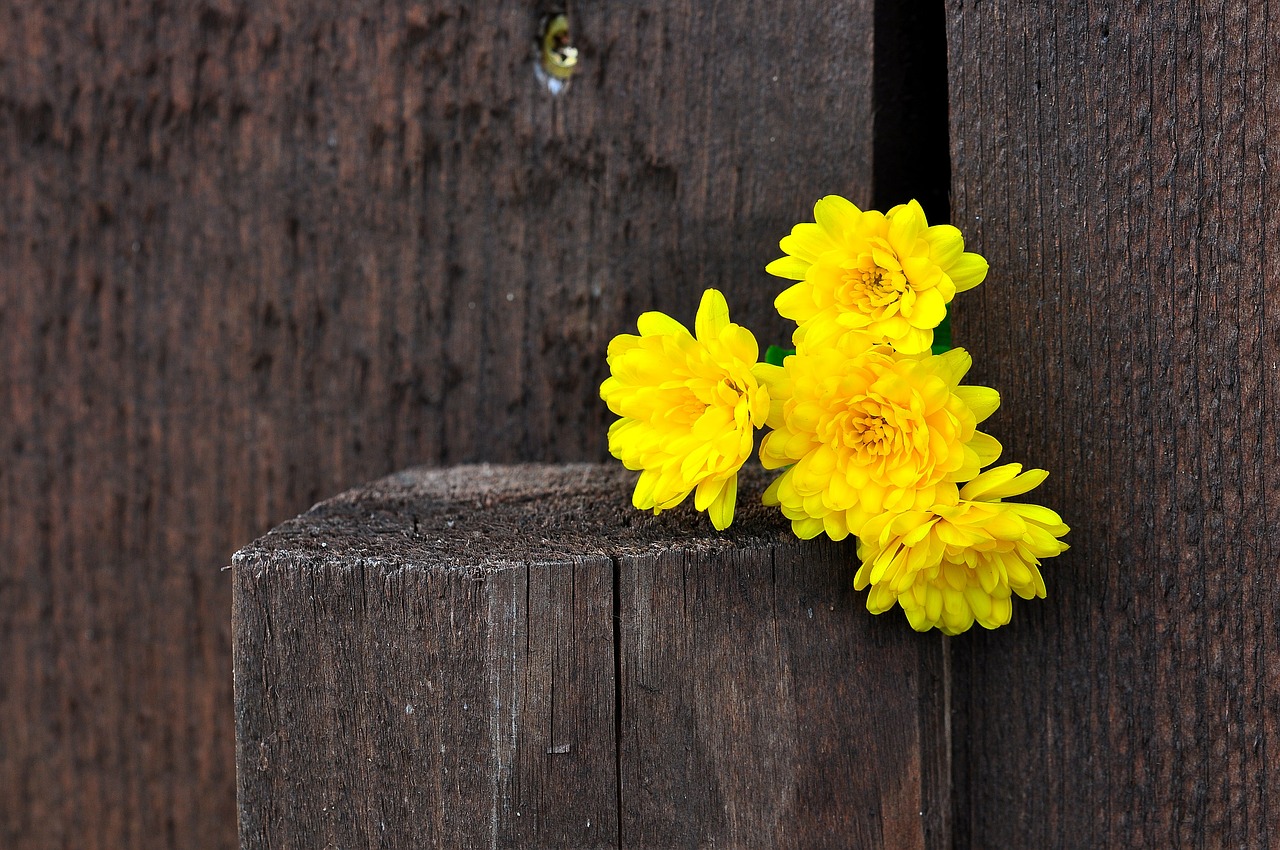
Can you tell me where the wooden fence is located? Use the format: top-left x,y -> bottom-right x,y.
948,4 -> 1280,845
3,1 -> 1275,847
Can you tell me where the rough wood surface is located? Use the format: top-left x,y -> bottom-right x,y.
0,2 -> 881,847
946,2 -> 1280,846
233,464 -> 948,849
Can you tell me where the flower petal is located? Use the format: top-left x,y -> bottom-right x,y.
814,194 -> 861,239
887,199 -> 927,256
949,252 -> 989,292
908,287 -> 948,329
930,347 -> 973,386
779,222 -> 833,263
925,224 -> 964,268
637,311 -> 688,338
694,289 -> 729,341
955,385 -> 1001,424
968,431 -> 1004,469
766,255 -> 811,281
708,474 -> 737,530
694,476 -> 723,512
775,281 -> 819,322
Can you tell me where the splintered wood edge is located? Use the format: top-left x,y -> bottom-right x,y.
232,463 -> 803,574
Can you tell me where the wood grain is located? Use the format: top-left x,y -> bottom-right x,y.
233,464 -> 948,849
946,2 -> 1280,845
617,545 -> 949,849
0,1 -> 880,847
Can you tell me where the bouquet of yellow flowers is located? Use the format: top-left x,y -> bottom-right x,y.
600,196 -> 1069,634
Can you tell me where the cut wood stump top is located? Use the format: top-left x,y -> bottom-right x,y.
235,463 -> 798,572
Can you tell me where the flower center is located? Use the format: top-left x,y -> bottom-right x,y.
839,254 -> 907,311
820,396 -> 911,464
851,413 -> 894,455
669,390 -> 709,426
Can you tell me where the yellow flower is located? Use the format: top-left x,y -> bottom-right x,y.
759,337 -> 1001,540
853,464 -> 1070,634
766,196 -> 988,354
601,289 -> 771,530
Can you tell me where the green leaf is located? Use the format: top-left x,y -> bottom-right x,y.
764,345 -> 795,367
930,305 -> 952,355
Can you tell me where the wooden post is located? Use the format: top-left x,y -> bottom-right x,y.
233,464 -> 948,849
946,2 -> 1280,845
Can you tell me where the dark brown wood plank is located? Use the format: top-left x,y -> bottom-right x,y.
233,464 -> 948,849
946,2 -> 1280,845
0,2 -> 878,848
234,465 -> 627,849
618,543 -> 948,849
234,551 -> 619,848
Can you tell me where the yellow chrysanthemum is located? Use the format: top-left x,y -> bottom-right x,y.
758,337 -> 1002,540
766,196 -> 989,355
853,464 -> 1070,634
601,289 -> 771,530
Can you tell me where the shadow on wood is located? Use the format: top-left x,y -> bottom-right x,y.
233,464 -> 948,849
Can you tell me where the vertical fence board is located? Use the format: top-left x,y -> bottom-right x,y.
0,1 -> 877,847
946,2 -> 1280,845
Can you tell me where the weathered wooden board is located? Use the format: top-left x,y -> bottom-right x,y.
0,1 -> 887,847
946,2 -> 1280,845
233,464 -> 948,849
617,546 -> 949,848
